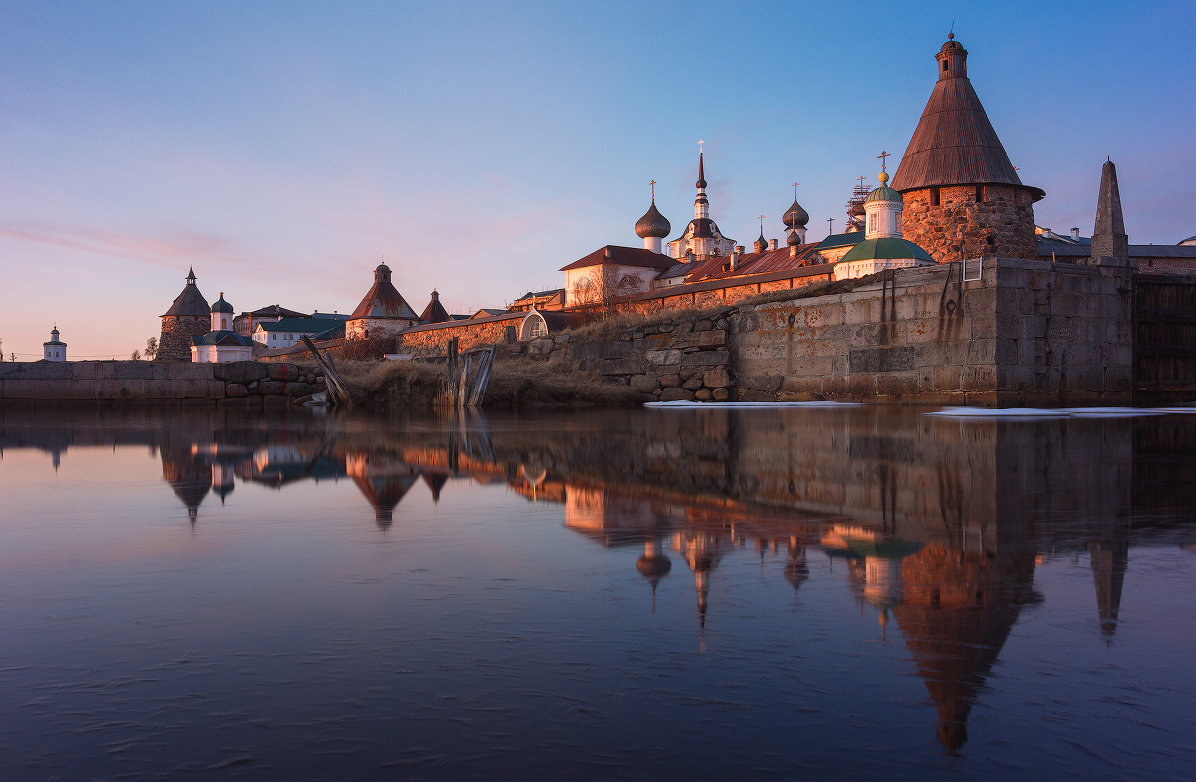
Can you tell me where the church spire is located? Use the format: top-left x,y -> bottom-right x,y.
693,143 -> 709,220
1091,159 -> 1129,260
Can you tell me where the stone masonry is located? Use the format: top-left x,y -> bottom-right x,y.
901,185 -> 1038,263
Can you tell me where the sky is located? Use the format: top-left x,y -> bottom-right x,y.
2,0 -> 1194,359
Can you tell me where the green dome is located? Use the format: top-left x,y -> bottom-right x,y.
840,237 -> 933,264
865,184 -> 902,203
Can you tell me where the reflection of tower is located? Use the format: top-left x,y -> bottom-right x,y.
346,451 -> 419,529
674,531 -> 729,629
161,445 -> 210,525
636,538 -> 672,611
783,537 -> 808,601
421,471 -> 448,503
1090,534 -> 1128,642
892,543 -> 1038,754
864,556 -> 904,640
211,461 -> 235,504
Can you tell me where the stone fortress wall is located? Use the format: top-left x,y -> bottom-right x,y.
0,361 -> 324,407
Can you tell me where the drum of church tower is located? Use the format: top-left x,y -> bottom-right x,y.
891,36 -> 1044,262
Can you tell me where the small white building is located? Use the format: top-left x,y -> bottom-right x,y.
559,245 -> 674,307
253,318 -> 334,348
833,171 -> 934,281
192,293 -> 255,363
43,326 -> 67,361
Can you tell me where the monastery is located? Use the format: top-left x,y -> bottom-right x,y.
156,34 -> 1196,364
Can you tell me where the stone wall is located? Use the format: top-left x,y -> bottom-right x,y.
734,257 -> 1132,405
398,314 -> 524,354
157,314 -> 208,362
0,361 -> 324,407
901,184 -> 1038,262
512,311 -> 735,402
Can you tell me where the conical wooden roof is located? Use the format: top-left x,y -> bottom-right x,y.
892,37 -> 1043,201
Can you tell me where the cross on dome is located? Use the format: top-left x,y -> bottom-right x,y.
877,150 -> 891,172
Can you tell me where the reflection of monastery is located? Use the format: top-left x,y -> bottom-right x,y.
156,35 -> 1196,362
6,407 -> 1187,753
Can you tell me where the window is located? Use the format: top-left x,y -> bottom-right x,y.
868,213 -> 877,233
530,317 -> 546,338
975,185 -> 984,202
943,60 -> 949,72
931,188 -> 940,206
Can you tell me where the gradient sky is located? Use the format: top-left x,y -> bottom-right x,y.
2,0 -> 1193,359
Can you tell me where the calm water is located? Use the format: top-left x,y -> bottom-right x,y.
1,405 -> 1194,780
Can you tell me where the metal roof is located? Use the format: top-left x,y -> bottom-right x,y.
193,330 -> 254,347
560,245 -> 675,272
256,318 -> 328,333
815,231 -> 865,250
839,237 -> 934,264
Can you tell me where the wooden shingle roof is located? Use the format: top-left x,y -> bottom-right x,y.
891,38 -> 1044,201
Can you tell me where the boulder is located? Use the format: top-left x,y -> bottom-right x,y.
267,363 -> 301,382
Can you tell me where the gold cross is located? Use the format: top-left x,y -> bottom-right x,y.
650,179 -> 656,199
793,182 -> 800,199
857,175 -> 866,189
759,214 -> 766,230
877,150 -> 890,172
698,139 -> 704,154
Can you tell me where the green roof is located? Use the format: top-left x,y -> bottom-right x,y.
814,230 -> 865,250
839,237 -> 933,264
865,184 -> 902,203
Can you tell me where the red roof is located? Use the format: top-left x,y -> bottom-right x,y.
682,245 -> 822,283
560,245 -> 675,272
350,265 -> 418,320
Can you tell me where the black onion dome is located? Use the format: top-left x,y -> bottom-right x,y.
784,199 -> 810,229
787,229 -> 801,247
211,293 -> 234,314
635,200 -> 671,239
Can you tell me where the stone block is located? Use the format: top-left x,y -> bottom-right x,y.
848,346 -> 914,373
595,358 -> 645,375
570,341 -> 632,361
682,376 -> 703,390
214,361 -> 267,384
630,374 -> 658,393
659,388 -> 695,402
875,373 -> 919,397
695,388 -> 713,400
226,383 -> 250,398
686,329 -> 727,349
5,378 -> 71,398
167,362 -> 213,381
681,349 -> 729,368
267,363 -> 300,382
528,338 -> 555,357
646,349 -> 682,366
257,380 -> 286,395
703,368 -> 730,388
712,387 -> 730,401
934,365 -> 962,391
115,362 -> 158,380
658,374 -> 680,388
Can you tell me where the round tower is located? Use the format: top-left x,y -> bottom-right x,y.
891,35 -> 1045,262
158,268 -> 211,361
43,325 -> 67,361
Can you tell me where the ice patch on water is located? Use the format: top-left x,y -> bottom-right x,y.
929,406 -> 1188,419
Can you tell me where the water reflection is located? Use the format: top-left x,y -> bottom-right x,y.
2,405 -> 1194,776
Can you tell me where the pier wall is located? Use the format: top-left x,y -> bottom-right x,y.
0,361 -> 324,407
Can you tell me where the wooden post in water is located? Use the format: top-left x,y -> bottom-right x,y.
300,335 -> 354,408
437,338 -> 497,408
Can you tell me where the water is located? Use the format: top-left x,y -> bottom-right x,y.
1,405 -> 1194,780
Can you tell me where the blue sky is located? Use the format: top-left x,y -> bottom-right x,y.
2,0 -> 1193,358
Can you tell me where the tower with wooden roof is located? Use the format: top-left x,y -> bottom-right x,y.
345,263 -> 420,341
666,146 -> 736,261
158,268 -> 211,361
891,35 -> 1045,262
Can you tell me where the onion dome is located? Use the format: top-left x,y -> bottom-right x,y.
783,199 -> 809,229
211,292 -> 234,314
866,171 -> 902,203
787,228 -> 801,247
635,200 -> 671,239
636,553 -> 672,582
